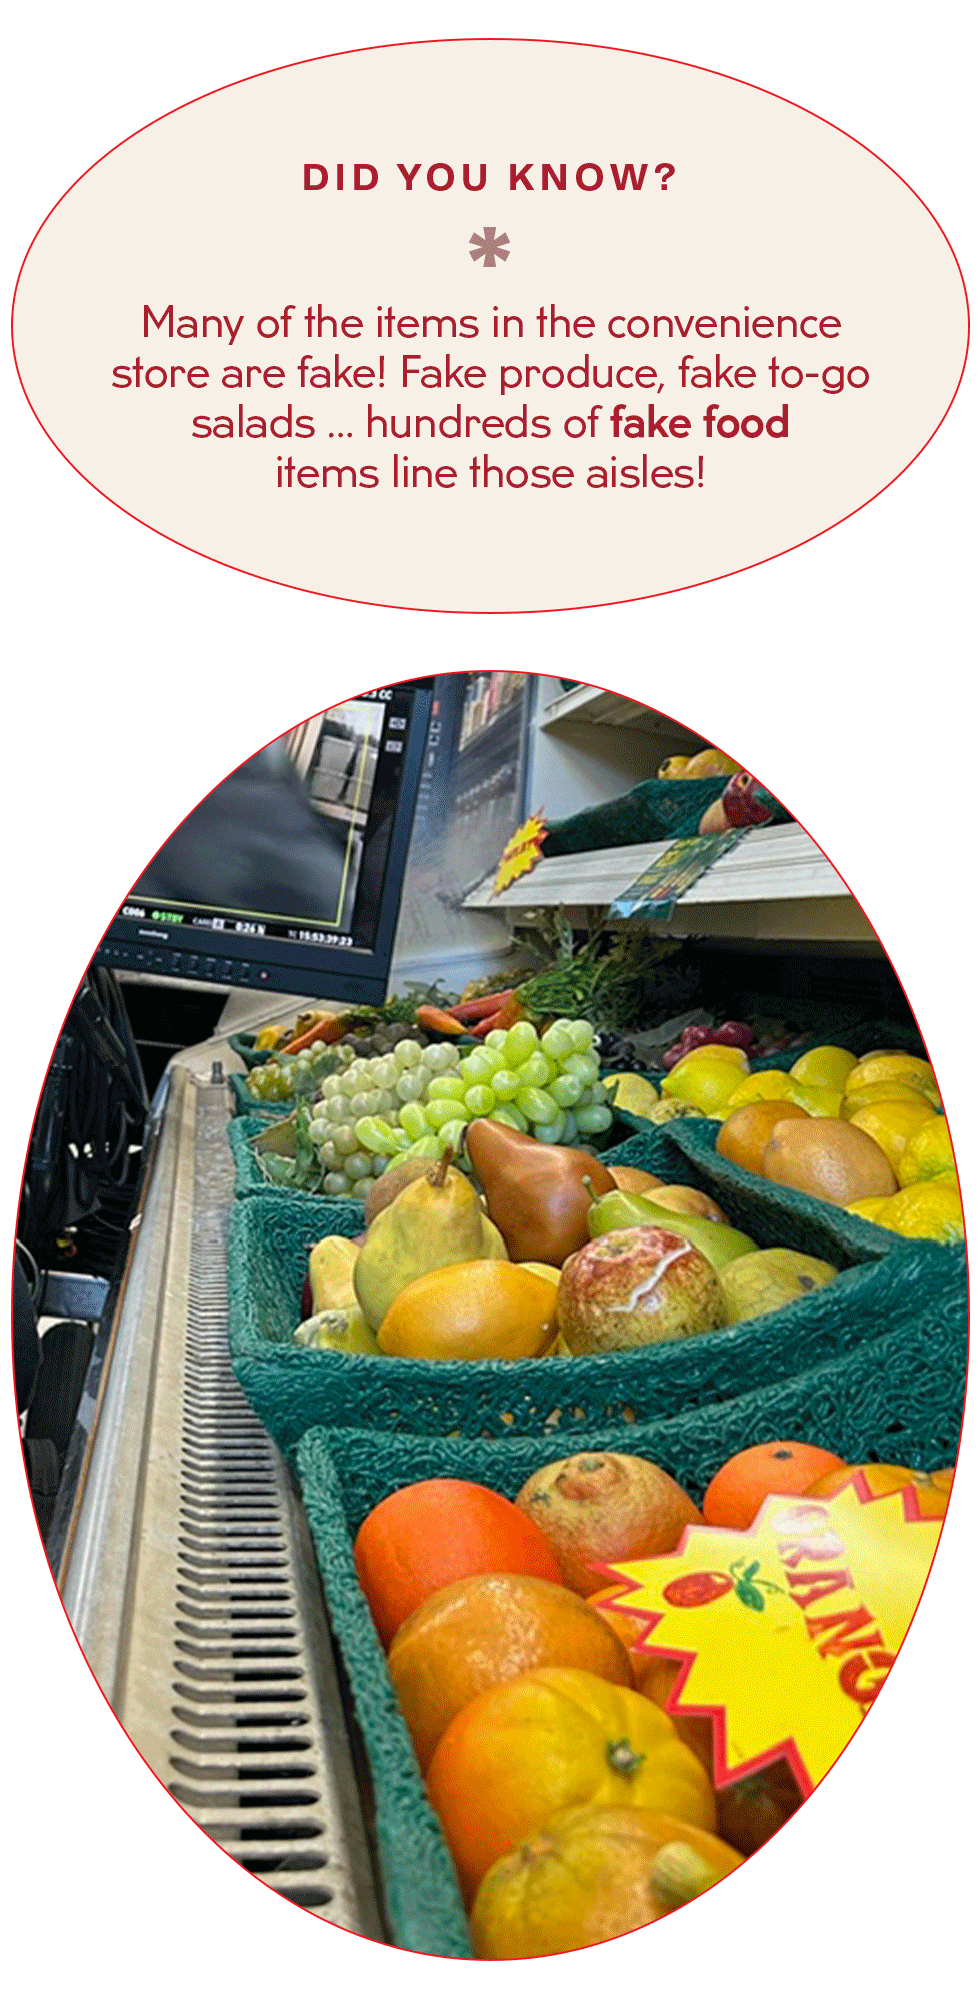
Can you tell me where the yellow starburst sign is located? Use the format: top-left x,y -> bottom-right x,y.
493,812 -> 548,895
600,1479 -> 942,1798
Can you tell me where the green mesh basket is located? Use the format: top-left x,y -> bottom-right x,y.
226,1115 -> 365,1219
228,1030 -> 274,1070
228,1071 -> 287,1118
295,1305 -> 966,1957
227,1128 -> 962,1452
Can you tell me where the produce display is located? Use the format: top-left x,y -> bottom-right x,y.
288,1122 -> 848,1360
227,972 -> 965,1956
337,1443 -> 953,1954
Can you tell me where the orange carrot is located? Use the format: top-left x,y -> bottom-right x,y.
282,1015 -> 346,1055
414,1005 -> 468,1037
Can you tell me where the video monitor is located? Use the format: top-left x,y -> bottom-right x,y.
95,682 -> 433,1004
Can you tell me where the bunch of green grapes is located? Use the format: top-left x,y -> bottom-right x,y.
307,1038 -> 464,1198
246,1040 -> 336,1103
306,1021 -> 612,1198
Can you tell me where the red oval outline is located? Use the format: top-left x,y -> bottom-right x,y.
9,35 -> 972,617
9,672 -> 972,1952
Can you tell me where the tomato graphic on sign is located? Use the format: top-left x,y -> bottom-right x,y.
664,1558 -> 786,1612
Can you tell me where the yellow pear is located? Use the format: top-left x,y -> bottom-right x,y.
308,1235 -> 359,1313
354,1152 -> 505,1332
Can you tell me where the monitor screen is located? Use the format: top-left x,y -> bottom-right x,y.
95,681 -> 433,1004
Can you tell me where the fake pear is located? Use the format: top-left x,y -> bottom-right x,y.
719,1249 -> 838,1324
587,1186 -> 756,1273
293,1305 -> 379,1353
353,1150 -> 507,1332
309,1235 -> 360,1314
466,1119 -> 616,1268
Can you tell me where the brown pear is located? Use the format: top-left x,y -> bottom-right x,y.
466,1119 -> 616,1267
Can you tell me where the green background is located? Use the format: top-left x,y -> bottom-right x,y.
3,3 -> 976,1984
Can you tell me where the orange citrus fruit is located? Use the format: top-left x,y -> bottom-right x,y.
353,1480 -> 563,1648
805,1463 -> 953,1515
389,1572 -> 633,1771
427,1666 -> 716,1906
470,1805 -> 743,1957
716,1099 -> 809,1176
376,1259 -> 558,1361
702,1440 -> 848,1530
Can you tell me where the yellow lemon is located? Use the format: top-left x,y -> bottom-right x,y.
844,1053 -> 941,1108
844,1195 -> 892,1224
871,1175 -> 964,1243
667,1045 -> 750,1072
786,1083 -> 844,1118
896,1115 -> 955,1188
848,1097 -> 938,1177
661,1057 -> 745,1114
841,1079 -> 942,1120
604,1074 -> 660,1117
723,1069 -> 800,1110
789,1045 -> 858,1094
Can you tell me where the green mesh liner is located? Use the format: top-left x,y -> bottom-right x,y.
226,1116 -> 365,1217
542,778 -> 790,855
228,1031 -> 274,1070
295,1437 -> 473,1958
227,1128 -> 963,1451
295,1302 -> 966,1957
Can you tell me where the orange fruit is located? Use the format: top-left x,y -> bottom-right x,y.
716,1098 -> 810,1176
702,1441 -> 848,1530
390,1573 -> 632,1771
353,1479 -> 563,1648
805,1463 -> 954,1516
470,1805 -> 743,1957
761,1117 -> 897,1206
376,1260 -> 558,1361
514,1452 -> 702,1596
427,1666 -> 717,1905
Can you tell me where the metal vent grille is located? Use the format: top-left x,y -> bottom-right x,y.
110,1079 -> 383,1936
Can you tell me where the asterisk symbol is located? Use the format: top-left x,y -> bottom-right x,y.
470,226 -> 510,268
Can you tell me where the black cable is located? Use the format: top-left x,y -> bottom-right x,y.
19,969 -> 149,1269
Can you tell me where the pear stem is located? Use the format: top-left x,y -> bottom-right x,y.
430,1146 -> 453,1190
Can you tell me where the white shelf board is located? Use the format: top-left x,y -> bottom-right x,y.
461,822 -> 877,945
539,685 -> 700,736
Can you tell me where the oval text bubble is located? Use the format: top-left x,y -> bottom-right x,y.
12,40 -> 969,612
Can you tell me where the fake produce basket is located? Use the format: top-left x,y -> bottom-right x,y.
295,1305 -> 965,1958
226,1129 -> 964,1452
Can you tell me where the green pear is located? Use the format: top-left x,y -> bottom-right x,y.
587,1187 -> 756,1272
